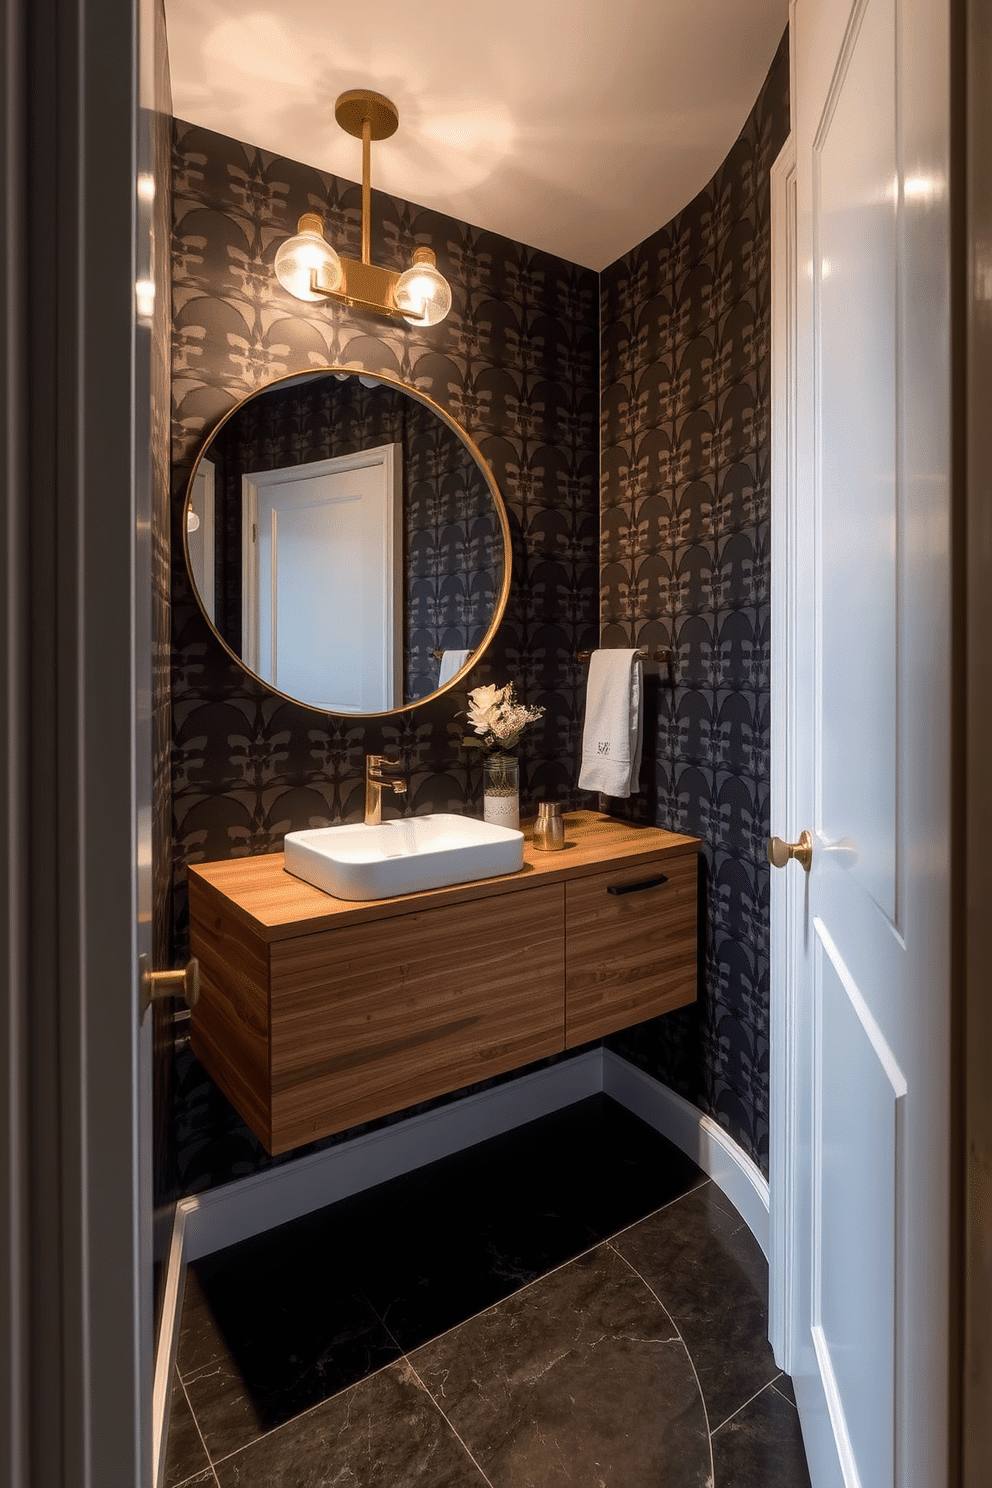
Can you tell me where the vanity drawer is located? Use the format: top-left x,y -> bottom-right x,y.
267,884 -> 564,1152
189,812 -> 700,1156
564,849 -> 698,1048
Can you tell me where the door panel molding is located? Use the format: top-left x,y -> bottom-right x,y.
783,2 -> 952,1485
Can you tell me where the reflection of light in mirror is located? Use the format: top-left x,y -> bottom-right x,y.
136,171 -> 155,202
336,373 -> 382,388
186,509 -> 201,533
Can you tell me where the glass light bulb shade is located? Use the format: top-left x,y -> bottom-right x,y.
394,252 -> 452,327
274,221 -> 343,303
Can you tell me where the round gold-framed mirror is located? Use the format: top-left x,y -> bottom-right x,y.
182,367 -> 511,717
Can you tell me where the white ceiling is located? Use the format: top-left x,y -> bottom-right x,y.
163,0 -> 789,271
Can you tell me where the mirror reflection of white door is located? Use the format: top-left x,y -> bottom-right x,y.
187,455 -> 215,623
772,1 -> 951,1485
243,444 -> 402,712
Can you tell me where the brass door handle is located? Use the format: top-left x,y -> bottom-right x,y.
140,954 -> 200,1012
767,830 -> 813,873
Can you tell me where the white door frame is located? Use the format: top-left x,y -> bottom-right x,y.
768,124 -> 800,1372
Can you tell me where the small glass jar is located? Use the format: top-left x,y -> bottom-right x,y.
483,752 -> 519,830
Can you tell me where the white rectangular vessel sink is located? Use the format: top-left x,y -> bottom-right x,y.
283,814 -> 525,901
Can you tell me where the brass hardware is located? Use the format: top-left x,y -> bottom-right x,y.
334,90 -> 399,143
280,90 -> 445,324
532,801 -> 565,852
140,954 -> 200,1013
365,754 -> 408,825
309,257 -> 412,319
767,830 -> 813,873
333,91 -> 398,268
305,256 -> 429,324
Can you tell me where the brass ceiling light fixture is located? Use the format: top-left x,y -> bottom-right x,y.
274,89 -> 452,327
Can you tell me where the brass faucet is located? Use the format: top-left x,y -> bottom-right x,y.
364,754 -> 408,825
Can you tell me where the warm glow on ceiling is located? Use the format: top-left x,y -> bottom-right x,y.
163,0 -> 789,271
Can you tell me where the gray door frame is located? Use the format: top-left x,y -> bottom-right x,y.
1,0 -> 154,1483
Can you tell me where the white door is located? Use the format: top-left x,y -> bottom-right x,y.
771,2 -> 952,1485
244,445 -> 402,712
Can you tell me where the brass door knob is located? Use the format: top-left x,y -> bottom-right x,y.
767,830 -> 813,873
140,954 -> 200,1012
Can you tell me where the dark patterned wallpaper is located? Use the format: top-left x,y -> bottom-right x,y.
169,121 -> 600,1196
600,32 -> 790,1177
167,31 -> 788,1196
201,375 -> 498,700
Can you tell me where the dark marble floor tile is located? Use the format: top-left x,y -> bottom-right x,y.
343,1095 -> 703,1351
212,1360 -> 490,1488
411,1243 -> 711,1487
555,1095 -> 706,1239
164,1373 -> 212,1488
612,1180 -> 778,1428
173,1473 -> 217,1488
711,1381 -> 813,1487
176,1267 -> 229,1381
181,1270 -> 404,1460
347,1155 -> 599,1352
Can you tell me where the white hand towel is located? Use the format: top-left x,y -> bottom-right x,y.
577,649 -> 643,798
437,649 -> 471,686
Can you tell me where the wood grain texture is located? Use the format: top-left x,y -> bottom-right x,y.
564,849 -> 699,1048
266,887 -> 565,1152
186,813 -> 701,1155
185,812 -> 699,941
188,876 -> 273,1149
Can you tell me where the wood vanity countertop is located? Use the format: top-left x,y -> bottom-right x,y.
186,810 -> 700,943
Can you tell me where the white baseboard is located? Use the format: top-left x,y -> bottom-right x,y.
152,1203 -> 189,1488
602,1048 -> 770,1257
181,1050 -> 604,1263
152,1048 -> 770,1481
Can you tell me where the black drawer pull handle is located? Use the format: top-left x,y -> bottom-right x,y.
607,873 -> 669,896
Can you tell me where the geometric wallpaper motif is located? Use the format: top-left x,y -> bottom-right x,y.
166,32 -> 788,1195
600,32 -> 790,1176
169,120 -> 600,1195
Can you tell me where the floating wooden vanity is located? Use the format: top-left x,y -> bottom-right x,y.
187,811 -> 700,1155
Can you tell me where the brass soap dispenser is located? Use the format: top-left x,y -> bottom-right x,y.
532,801 -> 565,852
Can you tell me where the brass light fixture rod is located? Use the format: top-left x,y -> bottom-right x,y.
334,90 -> 399,268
